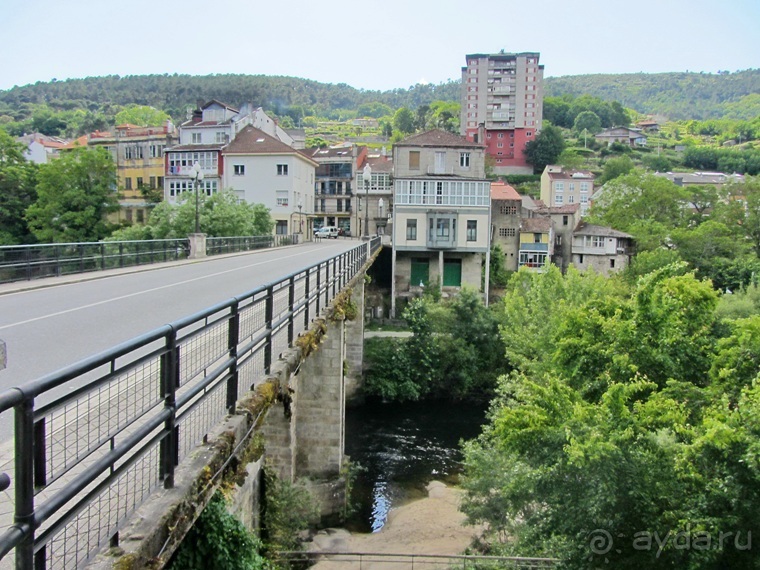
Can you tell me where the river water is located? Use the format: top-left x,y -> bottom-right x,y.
344,399 -> 487,533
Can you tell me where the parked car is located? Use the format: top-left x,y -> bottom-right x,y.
315,226 -> 339,239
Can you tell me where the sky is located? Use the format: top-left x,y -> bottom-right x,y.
1,0 -> 758,92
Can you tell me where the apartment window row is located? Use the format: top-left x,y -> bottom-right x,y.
168,152 -> 218,173
169,180 -> 218,197
396,180 -> 490,206
499,227 -> 517,237
124,145 -> 144,160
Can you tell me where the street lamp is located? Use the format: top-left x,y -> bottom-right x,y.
190,161 -> 205,234
377,198 -> 384,236
362,163 -> 371,239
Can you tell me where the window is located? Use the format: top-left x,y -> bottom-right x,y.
555,195 -> 564,204
150,144 -> 163,158
233,164 -> 245,175
192,133 -> 202,144
555,183 -> 564,192
149,176 -> 156,189
579,254 -> 584,264
136,177 -> 143,188
158,176 -> 164,188
498,133 -> 504,138
585,236 -> 605,248
497,143 -> 503,148
124,178 -> 132,190
460,152 -> 470,168
125,210 -> 133,222
406,219 -> 417,240
277,164 -> 288,176
136,210 -> 144,223
276,191 -> 288,207
581,195 -> 589,204
276,220 -> 288,235
580,183 -> 589,193
467,220 -> 477,241
500,204 -> 517,215
563,215 -> 568,226
568,195 -> 575,203
435,218 -> 451,239
610,259 -> 616,269
215,132 -> 228,143
534,233 -> 542,243
499,227 -> 516,237
436,182 -> 443,204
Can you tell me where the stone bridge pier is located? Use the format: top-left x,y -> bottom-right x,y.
261,275 -> 365,515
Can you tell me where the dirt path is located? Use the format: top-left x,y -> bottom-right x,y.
307,481 -> 483,569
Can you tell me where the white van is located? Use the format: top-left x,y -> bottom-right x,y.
315,226 -> 339,239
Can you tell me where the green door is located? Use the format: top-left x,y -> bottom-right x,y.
410,258 -> 429,286
443,259 -> 462,287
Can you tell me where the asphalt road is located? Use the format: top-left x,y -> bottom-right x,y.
0,239 -> 359,437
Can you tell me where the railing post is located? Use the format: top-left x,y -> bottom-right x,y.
100,243 -> 106,271
119,243 -> 124,268
264,286 -> 274,374
25,247 -> 31,281
54,245 -> 61,277
227,301 -> 240,413
160,330 -> 179,489
79,244 -> 84,273
316,266 -> 322,316
15,399 -> 35,569
332,257 -> 337,297
304,270 -> 310,329
287,276 -> 296,345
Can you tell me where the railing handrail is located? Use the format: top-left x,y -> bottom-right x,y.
0,236 -> 381,568
275,551 -> 559,565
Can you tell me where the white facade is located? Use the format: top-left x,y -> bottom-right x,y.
223,153 -> 315,233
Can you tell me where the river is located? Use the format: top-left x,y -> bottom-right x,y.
343,399 -> 487,533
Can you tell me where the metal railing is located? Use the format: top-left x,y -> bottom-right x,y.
206,234 -> 299,256
0,239 -> 190,284
0,237 -> 381,569
274,551 -> 558,568
0,234 -> 302,285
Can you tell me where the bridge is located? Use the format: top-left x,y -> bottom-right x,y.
0,237 -> 381,569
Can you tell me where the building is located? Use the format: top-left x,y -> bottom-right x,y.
540,165 -> 595,216
460,52 -> 544,175
595,127 -> 647,147
571,222 -> 634,275
535,203 -> 581,272
490,180 -> 522,271
223,125 -> 317,235
17,133 -> 70,164
391,130 -> 491,315
518,217 -> 553,271
308,145 -> 367,235
88,123 -> 177,224
654,171 -> 745,189
357,149 -> 394,240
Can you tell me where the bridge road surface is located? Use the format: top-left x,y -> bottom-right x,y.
0,239 -> 359,539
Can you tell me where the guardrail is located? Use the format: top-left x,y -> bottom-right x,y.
0,237 -> 381,569
275,551 -> 558,568
0,234 -> 302,285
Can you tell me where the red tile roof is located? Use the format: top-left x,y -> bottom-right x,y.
396,129 -> 483,148
491,180 -> 521,201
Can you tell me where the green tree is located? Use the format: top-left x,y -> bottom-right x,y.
573,110 -> 602,134
598,155 -> 635,184
524,125 -> 565,174
114,105 -> 170,127
0,129 -> 37,244
393,107 -> 416,135
26,147 -> 119,242
108,190 -> 274,240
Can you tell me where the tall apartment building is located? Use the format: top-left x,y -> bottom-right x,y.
460,52 -> 544,175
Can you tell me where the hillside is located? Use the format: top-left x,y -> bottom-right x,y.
0,74 -> 461,123
545,69 -> 760,120
1,70 -> 757,127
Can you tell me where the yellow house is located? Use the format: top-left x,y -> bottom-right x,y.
89,123 -> 178,224
519,217 -> 553,271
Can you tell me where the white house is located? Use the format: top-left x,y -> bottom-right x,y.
223,125 -> 317,235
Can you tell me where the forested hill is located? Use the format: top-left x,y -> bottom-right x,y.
1,69 -> 757,123
545,69 -> 760,120
0,74 -> 461,122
